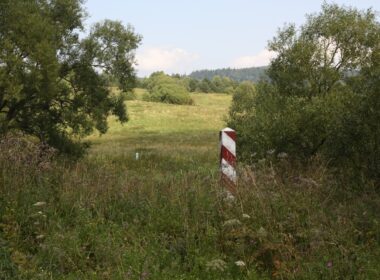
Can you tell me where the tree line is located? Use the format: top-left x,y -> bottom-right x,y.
189,66 -> 268,82
137,71 -> 256,106
138,72 -> 252,95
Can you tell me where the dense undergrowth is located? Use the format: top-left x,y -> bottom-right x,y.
1,134 -> 379,279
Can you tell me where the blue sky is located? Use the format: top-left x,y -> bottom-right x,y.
84,0 -> 380,76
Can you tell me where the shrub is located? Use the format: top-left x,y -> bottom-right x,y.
143,72 -> 193,105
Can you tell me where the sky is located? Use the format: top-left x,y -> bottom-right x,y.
84,0 -> 380,77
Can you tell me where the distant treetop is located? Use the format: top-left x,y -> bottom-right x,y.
188,66 -> 268,82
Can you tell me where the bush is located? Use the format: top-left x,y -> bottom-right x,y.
144,83 -> 193,105
143,72 -> 193,105
229,84 -> 352,159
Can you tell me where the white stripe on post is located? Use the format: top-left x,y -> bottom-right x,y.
221,158 -> 236,183
222,133 -> 236,156
220,127 -> 237,191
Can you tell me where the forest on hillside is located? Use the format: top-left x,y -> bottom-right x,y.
189,66 -> 268,82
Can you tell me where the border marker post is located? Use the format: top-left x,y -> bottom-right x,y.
219,127 -> 237,193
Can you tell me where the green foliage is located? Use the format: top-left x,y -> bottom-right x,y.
228,81 -> 256,125
139,73 -> 239,94
187,76 -> 238,94
143,72 -> 193,105
228,3 -> 380,183
333,50 -> 380,182
189,66 -> 268,82
0,0 -> 141,156
198,78 -> 213,93
188,78 -> 199,92
267,4 -> 379,99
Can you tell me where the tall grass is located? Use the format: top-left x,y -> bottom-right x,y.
1,93 -> 379,279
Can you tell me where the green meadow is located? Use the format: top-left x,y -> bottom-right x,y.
88,89 -> 230,159
1,91 -> 379,279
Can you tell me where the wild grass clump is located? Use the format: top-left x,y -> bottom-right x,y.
1,147 -> 379,279
232,157 -> 380,279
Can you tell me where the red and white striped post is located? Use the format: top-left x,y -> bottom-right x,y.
220,127 -> 237,193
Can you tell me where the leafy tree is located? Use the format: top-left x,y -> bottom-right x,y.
268,4 -> 379,99
0,0 -> 141,155
228,81 -> 256,124
198,78 -> 213,93
211,76 -> 223,92
228,3 -> 380,182
187,78 -> 199,92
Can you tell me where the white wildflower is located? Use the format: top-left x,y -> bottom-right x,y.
277,152 -> 288,159
242,214 -> 251,219
206,259 -> 227,272
225,192 -> 236,203
257,227 -> 268,238
235,260 -> 246,267
223,219 -> 242,228
33,202 -> 46,207
220,190 -> 236,205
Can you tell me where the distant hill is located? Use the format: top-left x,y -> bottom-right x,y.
188,66 -> 269,82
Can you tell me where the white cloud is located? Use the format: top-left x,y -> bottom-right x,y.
136,47 -> 199,76
232,49 -> 277,68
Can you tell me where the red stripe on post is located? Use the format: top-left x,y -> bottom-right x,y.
224,131 -> 236,141
221,146 -> 236,167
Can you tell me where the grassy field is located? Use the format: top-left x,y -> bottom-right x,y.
88,89 -> 230,163
86,90 -> 232,193
1,90 -> 380,279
